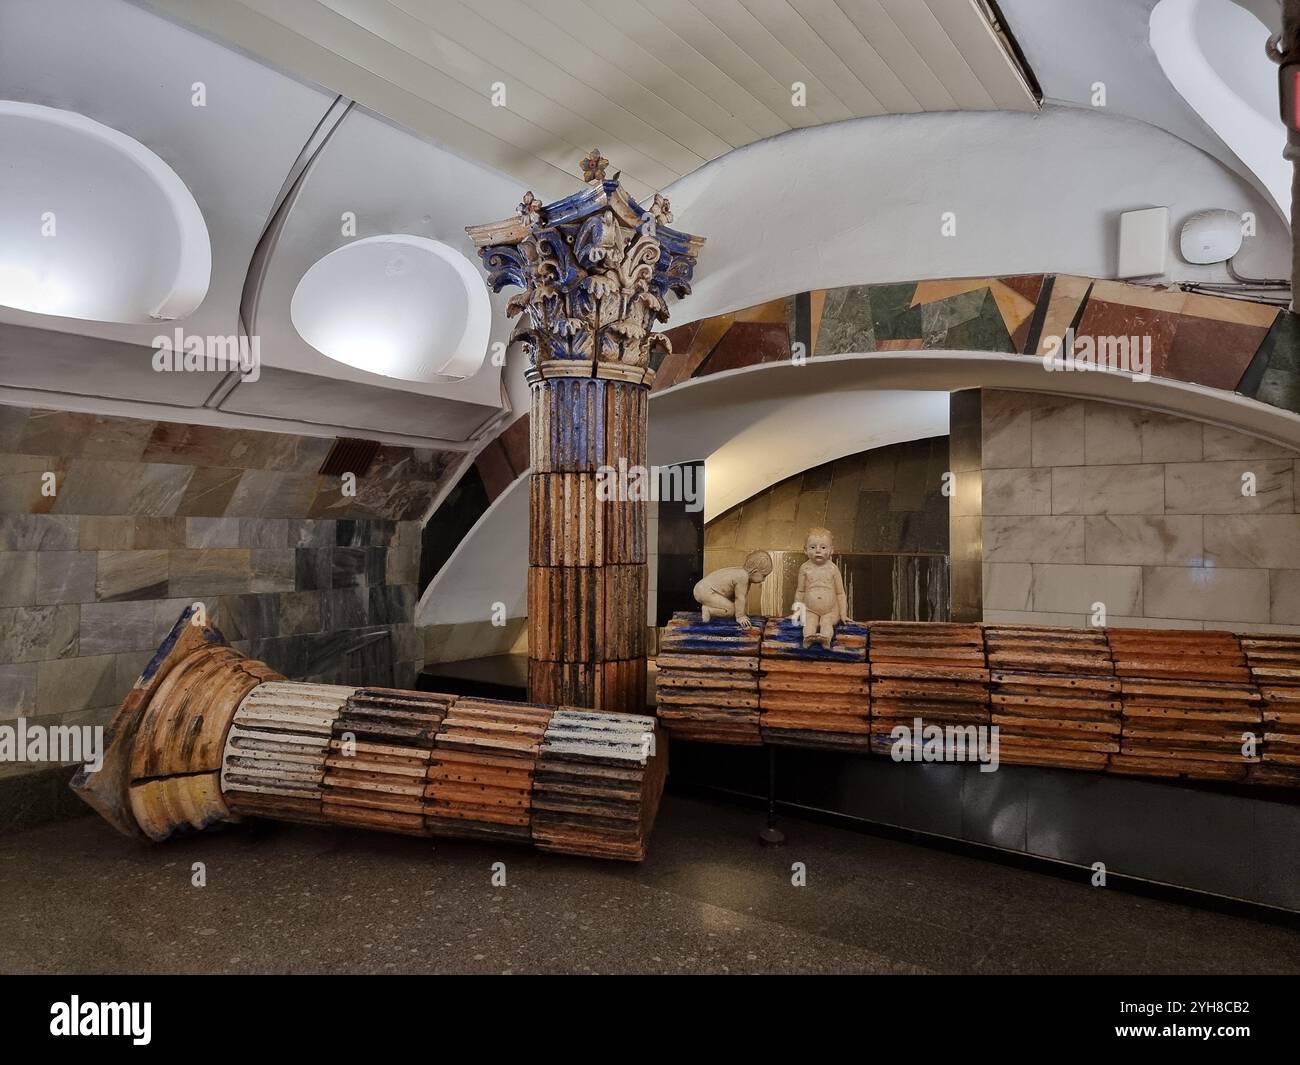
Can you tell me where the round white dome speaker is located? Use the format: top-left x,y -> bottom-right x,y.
1179,209 -> 1245,265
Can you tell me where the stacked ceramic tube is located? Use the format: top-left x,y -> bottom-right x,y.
654,612 -> 1300,789
527,370 -> 649,714
73,609 -> 668,860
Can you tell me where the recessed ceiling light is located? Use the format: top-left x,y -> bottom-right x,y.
0,100 -> 210,322
290,234 -> 491,382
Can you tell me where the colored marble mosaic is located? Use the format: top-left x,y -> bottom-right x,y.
420,274 -> 1298,591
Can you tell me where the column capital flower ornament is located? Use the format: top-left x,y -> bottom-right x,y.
466,149 -> 704,382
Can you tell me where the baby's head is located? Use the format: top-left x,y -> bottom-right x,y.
743,549 -> 773,583
804,527 -> 834,563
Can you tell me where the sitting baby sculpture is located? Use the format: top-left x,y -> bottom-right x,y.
793,527 -> 849,647
693,550 -> 773,630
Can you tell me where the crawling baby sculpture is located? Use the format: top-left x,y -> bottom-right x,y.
693,550 -> 773,629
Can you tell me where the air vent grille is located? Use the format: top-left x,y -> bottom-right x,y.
319,437 -> 381,477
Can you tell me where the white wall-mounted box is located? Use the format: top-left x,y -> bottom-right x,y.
1117,206 -> 1169,278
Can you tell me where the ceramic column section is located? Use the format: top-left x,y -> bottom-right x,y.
467,150 -> 704,713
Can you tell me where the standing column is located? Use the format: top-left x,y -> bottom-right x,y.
468,150 -> 704,714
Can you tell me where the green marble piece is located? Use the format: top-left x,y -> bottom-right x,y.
868,283 -> 922,343
943,290 -> 1015,354
815,285 -> 875,354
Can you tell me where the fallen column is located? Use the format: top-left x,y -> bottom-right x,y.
72,608 -> 668,861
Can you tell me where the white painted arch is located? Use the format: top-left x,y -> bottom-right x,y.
657,105 -> 1289,329
420,349 -> 1300,628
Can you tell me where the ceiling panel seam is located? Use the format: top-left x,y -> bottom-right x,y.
468,0 -> 729,164
524,0 -> 768,147
739,0 -> 887,115
707,0 -> 859,121
588,0 -> 792,138
331,0 -> 685,188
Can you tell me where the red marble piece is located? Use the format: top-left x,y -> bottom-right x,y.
1073,298 -> 1181,378
1165,314 -> 1272,391
499,413 -> 531,476
696,321 -> 792,377
653,322 -> 701,390
1011,319 -> 1033,354
656,314 -> 736,389
1000,274 -> 1046,304
473,440 -> 518,502
877,338 -> 925,351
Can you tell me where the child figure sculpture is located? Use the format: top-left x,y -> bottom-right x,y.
793,527 -> 849,647
693,550 -> 773,630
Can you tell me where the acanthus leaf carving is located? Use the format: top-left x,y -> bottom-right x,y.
467,153 -> 703,371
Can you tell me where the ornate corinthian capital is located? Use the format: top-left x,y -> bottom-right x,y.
466,150 -> 705,383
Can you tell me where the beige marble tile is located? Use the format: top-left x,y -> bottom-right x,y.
35,550 -> 96,604
1030,563 -> 1142,615
981,390 -> 1032,469
0,515 -> 78,551
982,608 -> 1089,628
54,460 -> 193,517
1052,464 -> 1164,515
765,478 -> 802,523
78,516 -> 134,551
982,468 -> 1051,516
0,552 -> 36,607
1181,292 -> 1279,327
1083,403 -> 1142,466
1106,615 -> 1205,630
793,491 -> 828,530
1139,412 -> 1203,464
703,547 -> 746,573
1142,565 -> 1269,622
422,623 -> 454,662
1201,425 -> 1297,461
80,601 -> 157,656
983,515 -> 1084,563
706,508 -> 741,549
1203,515 -> 1300,568
1089,279 -> 1187,313
0,662 -> 38,717
0,605 -> 78,662
1033,275 -> 1092,357
168,549 -> 252,597
1164,460 -> 1292,514
1030,396 -> 1085,468
1269,570 -> 1300,625
250,549 -> 295,593
767,520 -> 799,550
983,563 -> 1031,611
1084,515 -> 1203,565
96,549 -> 168,601
35,654 -> 118,713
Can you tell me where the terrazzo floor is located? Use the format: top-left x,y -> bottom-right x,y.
1,794 -> 1298,975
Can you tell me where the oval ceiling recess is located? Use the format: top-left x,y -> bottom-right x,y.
0,100 -> 211,323
1150,0 -> 1289,217
290,234 -> 491,383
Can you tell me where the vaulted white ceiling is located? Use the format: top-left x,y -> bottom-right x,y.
1,0 -> 1290,451
138,0 -> 1039,199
